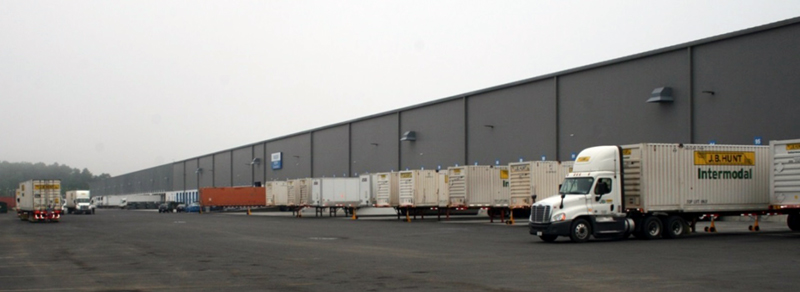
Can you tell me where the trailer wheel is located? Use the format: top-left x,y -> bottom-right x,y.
788,213 -> 800,231
663,216 -> 687,239
569,218 -> 592,243
640,216 -> 663,239
539,235 -> 558,242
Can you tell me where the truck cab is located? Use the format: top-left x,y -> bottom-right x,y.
529,146 -> 633,242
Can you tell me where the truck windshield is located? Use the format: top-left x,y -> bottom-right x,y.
559,177 -> 594,195
76,198 -> 90,203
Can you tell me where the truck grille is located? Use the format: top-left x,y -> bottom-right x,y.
530,205 -> 551,223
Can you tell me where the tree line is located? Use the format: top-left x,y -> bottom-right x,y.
0,161 -> 110,197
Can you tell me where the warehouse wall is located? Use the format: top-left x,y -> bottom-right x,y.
312,125 -> 350,178
92,18 -> 800,196
232,146 -> 254,187
267,134 -> 312,181
400,99 -> 465,170
693,22 -> 800,144
557,49 -> 690,160
467,80 -> 557,165
350,113 -> 399,175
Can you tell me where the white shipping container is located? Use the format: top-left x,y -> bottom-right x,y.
398,170 -> 440,207
438,172 -> 449,207
267,181 -> 290,206
770,139 -> 800,209
375,172 -> 399,207
17,179 -> 62,211
447,166 -> 508,208
290,178 -> 313,206
508,161 -> 573,209
313,178 -> 361,207
623,143 -> 770,213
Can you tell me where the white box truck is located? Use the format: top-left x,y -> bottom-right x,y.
769,138 -> 800,230
508,161 -> 573,209
529,143 -> 770,242
16,179 -> 63,222
65,190 -> 94,214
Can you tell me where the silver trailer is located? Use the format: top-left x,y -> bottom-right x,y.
313,178 -> 361,207
398,170 -> 441,207
375,172 -> 399,207
446,165 -> 508,208
268,181 -> 290,206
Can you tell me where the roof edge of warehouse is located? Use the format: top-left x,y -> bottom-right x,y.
121,15 -> 800,175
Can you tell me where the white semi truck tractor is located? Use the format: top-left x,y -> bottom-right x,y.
65,190 -> 94,214
529,143 -> 770,242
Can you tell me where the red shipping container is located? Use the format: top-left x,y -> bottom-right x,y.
199,187 -> 266,207
0,196 -> 16,208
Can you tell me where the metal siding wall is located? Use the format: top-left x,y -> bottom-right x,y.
467,80 -> 557,164
184,159 -> 198,190
253,143 -> 266,185
558,50 -> 690,161
693,23 -> 800,144
312,125 -> 350,178
267,134 -> 312,181
232,146 -> 254,187
198,156 -> 214,188
213,151 -> 232,187
172,162 -> 185,191
400,99 -> 464,170
350,114 -> 399,175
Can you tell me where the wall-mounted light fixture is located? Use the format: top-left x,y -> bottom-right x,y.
702,90 -> 715,95
195,168 -> 202,174
647,87 -> 673,103
247,157 -> 261,166
484,125 -> 494,129
400,131 -> 416,141
370,143 -> 379,146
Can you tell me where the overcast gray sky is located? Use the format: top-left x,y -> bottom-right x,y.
2,1 -> 799,176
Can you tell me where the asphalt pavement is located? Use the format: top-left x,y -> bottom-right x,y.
1,209 -> 799,291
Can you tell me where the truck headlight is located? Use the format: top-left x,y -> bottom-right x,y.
552,213 -> 566,222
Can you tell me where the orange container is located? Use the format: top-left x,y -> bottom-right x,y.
199,187 -> 266,207
0,196 -> 15,208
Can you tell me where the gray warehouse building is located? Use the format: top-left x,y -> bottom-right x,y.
91,17 -> 800,197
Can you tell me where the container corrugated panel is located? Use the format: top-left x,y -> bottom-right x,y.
398,170 -> 439,207
267,181 -> 290,206
17,180 -> 62,211
375,172 -> 399,207
510,161 -> 574,209
199,186 -> 267,207
770,139 -> 800,208
0,196 -> 16,208
291,178 -> 313,206
448,166 -> 502,207
438,173 -> 449,207
286,180 -> 297,206
624,143 -> 770,213
493,166 -> 510,207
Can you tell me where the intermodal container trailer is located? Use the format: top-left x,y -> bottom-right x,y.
508,161 -> 574,209
16,179 -> 63,223
529,143 -> 771,242
769,138 -> 800,230
313,178 -> 361,208
199,186 -> 267,208
446,165 -> 508,208
289,178 -> 313,207
398,170 -> 441,208
267,181 -> 290,206
375,172 -> 400,207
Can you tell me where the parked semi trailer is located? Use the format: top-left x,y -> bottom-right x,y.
770,138 -> 800,230
65,190 -> 94,214
529,143 -> 770,242
16,179 -> 63,223
199,186 -> 267,208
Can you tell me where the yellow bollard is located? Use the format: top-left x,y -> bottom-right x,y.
508,210 -> 515,225
406,208 -> 411,223
247,207 -> 251,216
352,208 -> 357,220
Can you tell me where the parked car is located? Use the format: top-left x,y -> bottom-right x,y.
185,202 -> 201,213
158,202 -> 183,213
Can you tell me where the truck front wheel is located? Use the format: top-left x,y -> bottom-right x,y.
569,218 -> 592,243
640,216 -> 663,239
